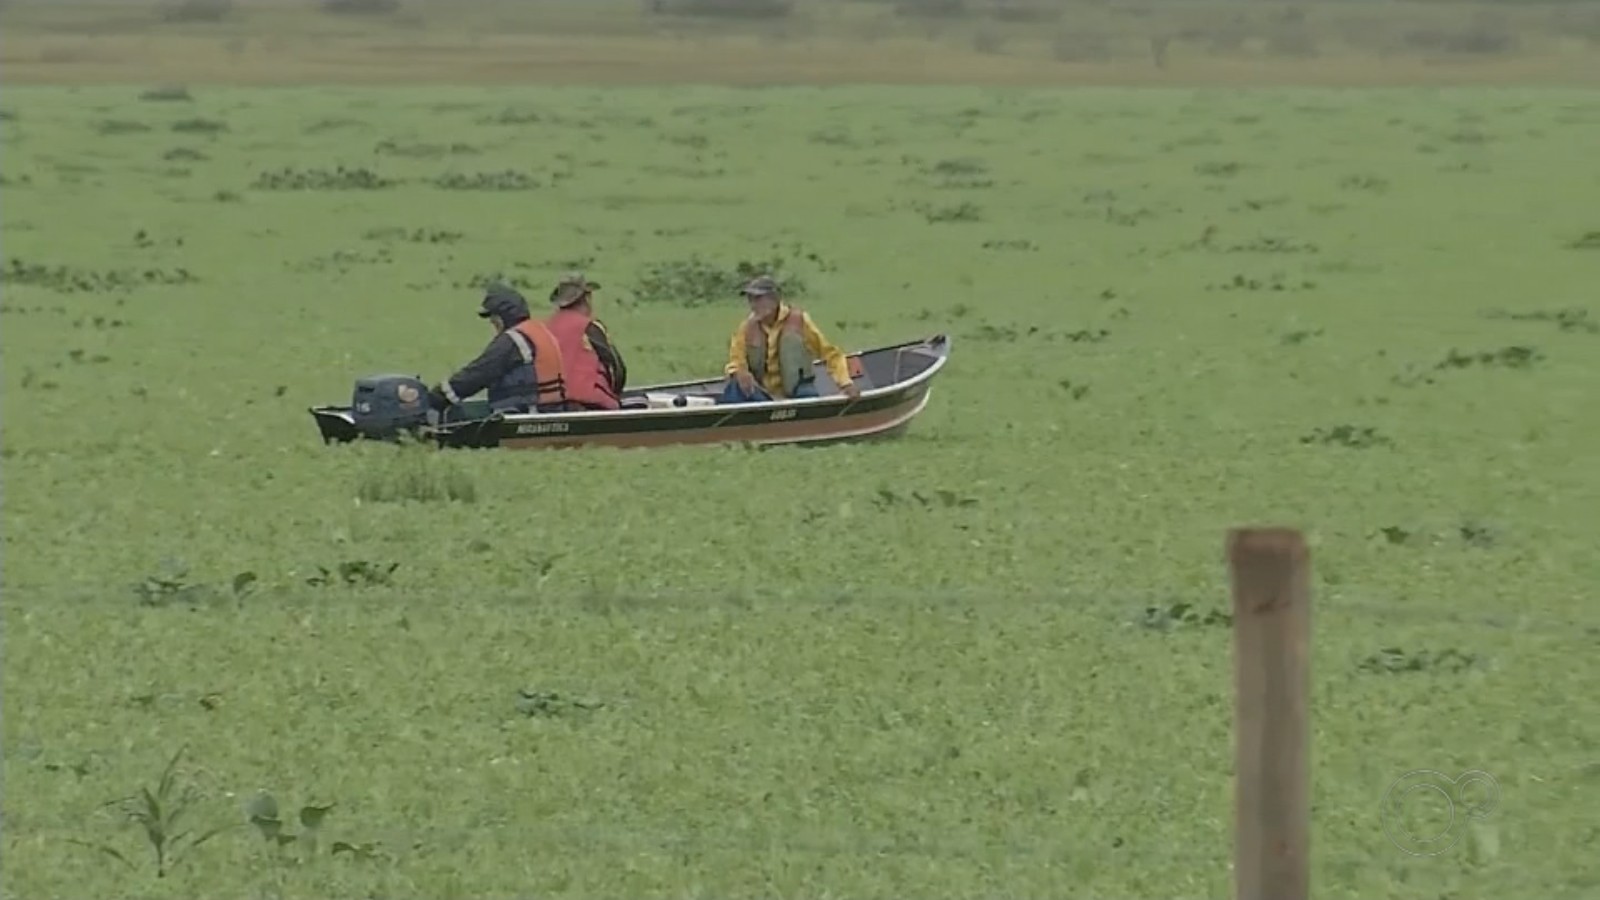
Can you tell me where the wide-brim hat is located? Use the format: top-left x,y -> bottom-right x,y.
738,275 -> 780,298
550,271 -> 601,307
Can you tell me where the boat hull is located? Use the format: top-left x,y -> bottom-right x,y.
310,333 -> 949,451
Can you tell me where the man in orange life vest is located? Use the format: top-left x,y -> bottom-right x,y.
721,275 -> 860,404
426,275 -> 627,416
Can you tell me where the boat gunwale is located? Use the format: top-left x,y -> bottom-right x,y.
309,333 -> 950,430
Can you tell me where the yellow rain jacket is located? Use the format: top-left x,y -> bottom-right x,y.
726,303 -> 853,398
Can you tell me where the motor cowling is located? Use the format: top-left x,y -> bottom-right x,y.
351,374 -> 431,440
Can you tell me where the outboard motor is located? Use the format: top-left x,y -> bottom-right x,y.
350,374 -> 432,440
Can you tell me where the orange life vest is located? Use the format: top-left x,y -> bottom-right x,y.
510,318 -> 569,409
516,309 -> 620,411
745,305 -> 811,397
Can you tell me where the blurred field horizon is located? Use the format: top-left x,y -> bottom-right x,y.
4,0 -> 1600,86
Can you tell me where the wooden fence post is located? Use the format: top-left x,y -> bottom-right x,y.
1228,527 -> 1311,900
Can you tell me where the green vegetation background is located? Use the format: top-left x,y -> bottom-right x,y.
1,11 -> 1598,897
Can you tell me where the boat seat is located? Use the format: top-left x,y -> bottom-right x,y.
812,355 -> 873,397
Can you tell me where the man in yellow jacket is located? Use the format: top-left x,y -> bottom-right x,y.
721,275 -> 861,403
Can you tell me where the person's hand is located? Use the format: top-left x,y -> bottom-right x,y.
842,382 -> 861,399
735,369 -> 757,394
